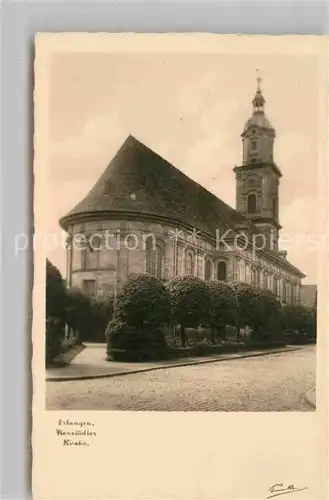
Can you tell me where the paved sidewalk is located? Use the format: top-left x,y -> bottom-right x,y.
46,343 -> 303,382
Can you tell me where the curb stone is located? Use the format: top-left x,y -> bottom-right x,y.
304,388 -> 316,409
46,346 -> 303,382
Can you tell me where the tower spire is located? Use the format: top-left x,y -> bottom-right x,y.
253,69 -> 265,112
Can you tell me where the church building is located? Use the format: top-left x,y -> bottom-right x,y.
60,79 -> 305,304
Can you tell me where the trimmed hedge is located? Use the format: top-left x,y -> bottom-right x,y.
104,274 -> 312,362
230,282 -> 282,342
281,304 -> 316,343
106,318 -> 168,361
115,274 -> 171,327
167,341 -> 286,359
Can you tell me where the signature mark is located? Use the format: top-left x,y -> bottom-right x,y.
267,483 -> 308,499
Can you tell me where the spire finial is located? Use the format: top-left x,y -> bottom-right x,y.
253,69 -> 265,111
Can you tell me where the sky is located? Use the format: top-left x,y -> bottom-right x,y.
46,51 -> 321,284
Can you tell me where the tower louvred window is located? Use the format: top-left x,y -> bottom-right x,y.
247,194 -> 257,213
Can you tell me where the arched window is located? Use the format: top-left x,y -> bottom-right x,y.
204,259 -> 212,281
247,194 -> 257,213
251,140 -> 257,151
251,267 -> 257,286
185,250 -> 194,276
263,272 -> 268,289
282,282 -> 287,302
146,240 -> 162,279
273,276 -> 278,295
216,261 -> 227,281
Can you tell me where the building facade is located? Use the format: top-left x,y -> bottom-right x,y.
60,81 -> 305,303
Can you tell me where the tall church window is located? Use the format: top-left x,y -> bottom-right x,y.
273,276 -> 278,295
146,240 -> 162,279
251,140 -> 257,151
216,261 -> 227,281
272,198 -> 277,217
185,250 -> 195,276
245,263 -> 249,282
264,272 -> 268,289
204,259 -> 212,281
282,282 -> 287,302
247,194 -> 257,214
251,268 -> 257,286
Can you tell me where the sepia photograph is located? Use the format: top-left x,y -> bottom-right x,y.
31,33 -> 329,500
39,38 -> 321,412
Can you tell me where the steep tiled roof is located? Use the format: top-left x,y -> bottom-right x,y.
60,135 -> 248,233
60,135 -> 305,277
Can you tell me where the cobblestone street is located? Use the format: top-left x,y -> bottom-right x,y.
46,346 -> 316,411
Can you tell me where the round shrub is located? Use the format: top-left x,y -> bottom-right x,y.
167,276 -> 211,346
115,274 -> 171,327
207,280 -> 239,341
230,281 -> 258,328
250,288 -> 282,342
281,304 -> 316,344
230,282 -> 281,344
106,318 -> 167,361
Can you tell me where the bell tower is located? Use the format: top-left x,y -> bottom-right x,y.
234,74 -> 282,251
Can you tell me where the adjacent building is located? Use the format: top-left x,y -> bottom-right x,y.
60,79 -> 305,303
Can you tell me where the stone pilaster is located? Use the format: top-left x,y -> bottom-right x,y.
227,256 -> 235,282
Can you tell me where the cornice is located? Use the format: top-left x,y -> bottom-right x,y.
233,162 -> 282,178
60,210 -> 305,278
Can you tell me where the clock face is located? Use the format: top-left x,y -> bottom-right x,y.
246,174 -> 261,188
